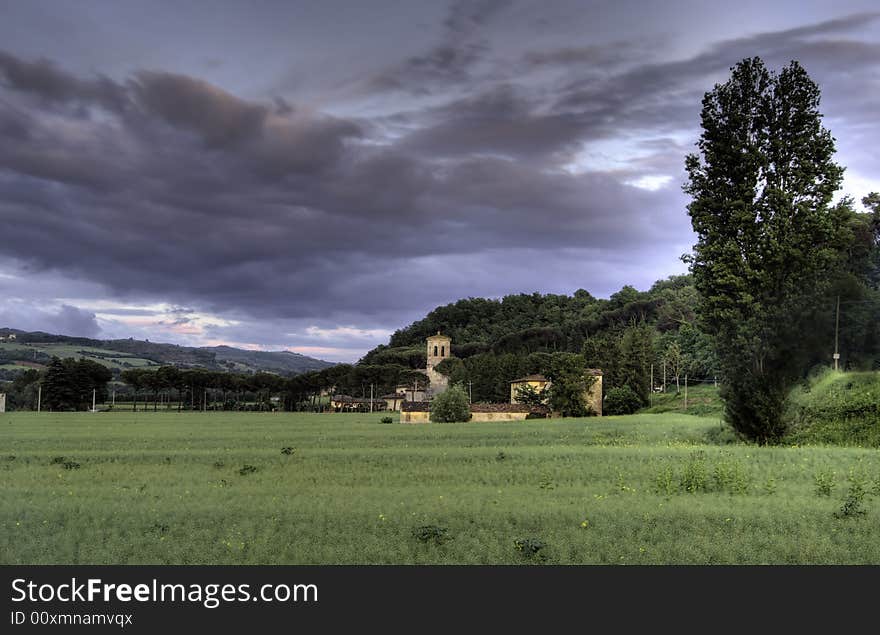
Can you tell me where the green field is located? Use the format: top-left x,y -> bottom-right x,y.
2,411 -> 879,564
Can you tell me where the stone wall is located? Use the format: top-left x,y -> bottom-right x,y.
400,411 -> 430,424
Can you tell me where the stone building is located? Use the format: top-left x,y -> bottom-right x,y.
509,369 -> 604,416
509,374 -> 551,403
425,332 -> 451,396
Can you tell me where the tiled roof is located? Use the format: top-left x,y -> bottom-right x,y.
510,374 -> 549,384
469,402 -> 548,414
401,401 -> 431,412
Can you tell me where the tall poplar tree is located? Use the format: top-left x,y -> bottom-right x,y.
684,57 -> 844,442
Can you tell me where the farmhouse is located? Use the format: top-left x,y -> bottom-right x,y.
510,369 -> 604,416
381,393 -> 406,412
509,374 -> 551,403
330,394 -> 387,412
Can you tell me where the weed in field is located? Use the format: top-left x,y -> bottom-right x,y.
50,456 -> 66,465
495,451 -> 507,461
212,461 -> 225,469
151,523 -> 169,534
653,465 -> 677,496
62,461 -> 80,470
763,477 -> 777,495
514,537 -> 547,560
281,447 -> 295,455
538,473 -> 556,490
617,470 -> 636,493
412,525 -> 451,545
713,459 -> 751,495
238,465 -> 258,476
680,452 -> 709,493
834,476 -> 868,519
814,469 -> 835,497
580,519 -> 590,529
380,417 -> 393,424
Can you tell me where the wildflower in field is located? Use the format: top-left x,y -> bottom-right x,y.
580,520 -> 590,529
378,514 -> 386,522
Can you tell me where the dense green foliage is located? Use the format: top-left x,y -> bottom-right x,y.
545,353 -> 596,417
604,386 -> 643,416
685,57 -> 864,442
41,358 -> 112,411
4,411 -> 880,564
358,277 -> 720,405
786,370 -> 880,446
430,384 -> 471,423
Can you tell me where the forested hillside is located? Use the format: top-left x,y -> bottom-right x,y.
355,196 -> 880,407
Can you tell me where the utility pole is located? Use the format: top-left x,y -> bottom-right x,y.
684,375 -> 688,411
833,295 -> 840,371
468,381 -> 472,403
37,384 -> 41,413
92,388 -> 96,412
112,389 -> 116,407
662,362 -> 666,393
649,364 -> 654,406
369,383 -> 374,413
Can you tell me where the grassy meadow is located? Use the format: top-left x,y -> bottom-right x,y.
2,410 -> 880,564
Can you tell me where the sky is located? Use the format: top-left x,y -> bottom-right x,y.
1,0 -> 879,363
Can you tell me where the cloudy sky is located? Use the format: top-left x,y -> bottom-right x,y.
1,1 -> 879,362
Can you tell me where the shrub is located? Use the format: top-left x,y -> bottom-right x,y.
380,417 -> 393,424
514,537 -> 547,559
430,385 -> 471,423
412,525 -> 451,545
604,385 -> 642,415
705,424 -> 741,445
280,447 -> 295,455
680,451 -> 709,493
238,465 -> 258,476
814,469 -> 835,497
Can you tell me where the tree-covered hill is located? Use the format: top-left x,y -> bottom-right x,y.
0,329 -> 333,376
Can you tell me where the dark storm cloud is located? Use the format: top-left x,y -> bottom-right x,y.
364,0 -> 511,94
0,50 -> 126,111
0,303 -> 100,338
1,2 -> 880,360
131,72 -> 269,148
555,11 -> 880,130
0,46 -> 681,325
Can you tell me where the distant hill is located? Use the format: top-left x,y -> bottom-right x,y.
0,328 -> 334,376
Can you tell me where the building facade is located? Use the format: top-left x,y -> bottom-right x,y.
425,332 -> 451,396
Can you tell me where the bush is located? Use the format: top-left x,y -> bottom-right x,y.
380,417 -> 393,424
430,385 -> 471,423
604,385 -> 642,415
412,525 -> 451,545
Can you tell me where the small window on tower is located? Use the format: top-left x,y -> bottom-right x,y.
434,346 -> 438,356
441,346 -> 445,357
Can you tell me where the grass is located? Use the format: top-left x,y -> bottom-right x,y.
641,383 -> 724,417
785,370 -> 880,447
2,410 -> 880,564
